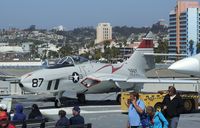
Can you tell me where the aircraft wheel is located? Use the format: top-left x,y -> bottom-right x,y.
116,94 -> 121,104
55,99 -> 62,108
77,94 -> 86,103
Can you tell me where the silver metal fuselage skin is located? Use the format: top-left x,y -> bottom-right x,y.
20,39 -> 154,95
20,62 -> 131,94
169,54 -> 200,77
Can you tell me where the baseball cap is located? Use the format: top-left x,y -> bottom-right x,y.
73,106 -> 80,112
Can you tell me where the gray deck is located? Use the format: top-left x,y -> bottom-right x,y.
178,113 -> 200,128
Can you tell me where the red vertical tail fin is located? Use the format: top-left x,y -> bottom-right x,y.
138,38 -> 154,48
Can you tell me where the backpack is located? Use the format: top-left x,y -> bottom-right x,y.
136,101 -> 151,128
140,112 -> 151,128
156,113 -> 164,128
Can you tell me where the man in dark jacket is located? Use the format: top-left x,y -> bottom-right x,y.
55,110 -> 69,128
162,86 -> 184,128
28,104 -> 43,119
70,106 -> 84,125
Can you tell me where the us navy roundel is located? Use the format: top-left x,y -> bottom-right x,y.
72,72 -> 79,83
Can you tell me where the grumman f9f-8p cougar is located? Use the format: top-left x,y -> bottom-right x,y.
19,39 -> 198,107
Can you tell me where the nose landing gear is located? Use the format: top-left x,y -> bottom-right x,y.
54,91 -> 64,108
55,99 -> 62,108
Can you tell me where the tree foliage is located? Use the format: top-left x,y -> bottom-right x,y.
59,45 -> 72,57
93,49 -> 101,60
189,40 -> 194,55
154,39 -> 168,63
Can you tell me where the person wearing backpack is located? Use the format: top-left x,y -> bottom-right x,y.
146,106 -> 168,128
126,92 -> 145,128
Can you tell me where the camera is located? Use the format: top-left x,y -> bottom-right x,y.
127,99 -> 132,104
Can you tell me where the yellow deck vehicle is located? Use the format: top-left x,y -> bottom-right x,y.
121,91 -> 199,113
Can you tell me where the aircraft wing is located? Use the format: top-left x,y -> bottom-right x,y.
81,73 -> 198,89
109,76 -> 198,84
83,73 -> 127,81
126,78 -> 199,84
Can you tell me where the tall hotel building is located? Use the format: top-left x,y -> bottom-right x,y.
95,23 -> 112,44
168,0 -> 200,59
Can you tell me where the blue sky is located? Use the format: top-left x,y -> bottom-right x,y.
0,0 -> 194,29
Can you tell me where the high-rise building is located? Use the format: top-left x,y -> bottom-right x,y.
95,23 -> 112,44
168,0 -> 200,59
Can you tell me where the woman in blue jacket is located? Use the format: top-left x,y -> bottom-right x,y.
146,106 -> 168,128
13,104 -> 26,121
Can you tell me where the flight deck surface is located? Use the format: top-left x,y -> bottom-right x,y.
12,93 -> 127,128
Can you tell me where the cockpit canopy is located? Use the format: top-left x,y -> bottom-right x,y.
45,56 -> 88,69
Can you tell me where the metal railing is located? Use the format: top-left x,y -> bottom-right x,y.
0,119 -> 92,128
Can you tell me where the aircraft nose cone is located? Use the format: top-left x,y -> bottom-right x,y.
168,58 -> 200,74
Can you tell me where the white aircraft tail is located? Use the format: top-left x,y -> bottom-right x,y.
122,38 -> 154,77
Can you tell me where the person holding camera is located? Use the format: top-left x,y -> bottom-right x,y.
126,92 -> 145,128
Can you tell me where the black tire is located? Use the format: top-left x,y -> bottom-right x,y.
116,94 -> 121,104
154,102 -> 163,112
77,94 -> 86,103
183,99 -> 194,113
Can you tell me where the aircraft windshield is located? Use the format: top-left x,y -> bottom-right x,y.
71,56 -> 89,64
46,56 -> 88,69
57,57 -> 73,65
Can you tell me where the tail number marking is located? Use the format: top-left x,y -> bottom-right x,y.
128,69 -> 138,76
32,78 -> 44,87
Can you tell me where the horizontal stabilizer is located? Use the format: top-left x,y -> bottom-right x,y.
144,53 -> 187,56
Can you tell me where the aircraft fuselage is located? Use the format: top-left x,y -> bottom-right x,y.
20,62 -> 126,94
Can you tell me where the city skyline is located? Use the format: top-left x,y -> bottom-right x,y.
1,0 -> 199,30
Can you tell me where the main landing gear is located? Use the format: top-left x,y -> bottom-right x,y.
77,93 -> 86,104
54,92 -> 86,107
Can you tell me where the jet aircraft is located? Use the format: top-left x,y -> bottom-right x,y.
19,38 -> 198,107
169,53 -> 200,77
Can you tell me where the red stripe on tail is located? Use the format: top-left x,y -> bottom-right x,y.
138,38 -> 154,48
